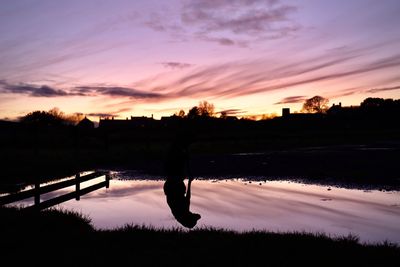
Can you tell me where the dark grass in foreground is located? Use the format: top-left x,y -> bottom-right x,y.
1,207 -> 399,266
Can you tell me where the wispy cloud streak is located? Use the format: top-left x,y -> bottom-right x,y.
145,52 -> 400,100
2,47 -> 400,103
161,62 -> 193,69
366,85 -> 400,93
74,86 -> 163,99
218,108 -> 244,115
275,96 -> 307,104
182,0 -> 297,35
146,0 -> 299,47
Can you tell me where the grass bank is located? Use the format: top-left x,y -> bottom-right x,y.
1,207 -> 398,266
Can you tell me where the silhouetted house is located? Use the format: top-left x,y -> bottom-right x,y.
278,109 -> 325,125
288,113 -> 323,119
99,115 -> 158,130
99,118 -> 133,130
161,115 -> 184,127
327,102 -> 342,115
327,103 -> 360,118
130,115 -> 155,128
280,107 -> 321,119
77,117 -> 94,129
282,108 -> 290,117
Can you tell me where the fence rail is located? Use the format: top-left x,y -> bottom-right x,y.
0,171 -> 110,210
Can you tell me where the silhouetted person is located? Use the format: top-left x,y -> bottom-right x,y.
163,131 -> 201,228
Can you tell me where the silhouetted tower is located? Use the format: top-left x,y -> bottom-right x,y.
282,108 -> 290,117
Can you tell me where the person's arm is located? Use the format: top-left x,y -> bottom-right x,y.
185,178 -> 192,204
184,148 -> 192,181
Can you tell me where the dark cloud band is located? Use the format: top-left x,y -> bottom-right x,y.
0,80 -> 73,97
366,85 -> 400,93
275,96 -> 307,104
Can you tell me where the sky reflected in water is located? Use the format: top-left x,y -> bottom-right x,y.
7,174 -> 400,244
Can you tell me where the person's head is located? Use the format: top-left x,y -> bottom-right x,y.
177,212 -> 201,229
164,179 -> 186,196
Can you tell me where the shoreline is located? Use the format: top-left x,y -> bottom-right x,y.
1,207 -> 399,266
1,140 -> 399,192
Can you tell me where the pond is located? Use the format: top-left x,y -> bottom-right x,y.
4,171 -> 400,245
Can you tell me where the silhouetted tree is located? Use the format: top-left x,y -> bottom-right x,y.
187,106 -> 200,119
360,97 -> 386,109
241,115 -> 258,120
20,110 -> 66,126
48,107 -> 64,118
20,108 -> 87,126
198,101 -> 215,117
302,96 -> 329,113
260,113 -> 277,120
186,101 -> 216,119
220,111 -> 227,119
176,110 -> 186,118
359,97 -> 400,118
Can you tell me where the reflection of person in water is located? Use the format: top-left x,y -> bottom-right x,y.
163,133 -> 201,229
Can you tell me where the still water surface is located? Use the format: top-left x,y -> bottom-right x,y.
7,171 -> 400,244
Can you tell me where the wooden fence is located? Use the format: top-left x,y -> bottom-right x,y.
0,171 -> 110,210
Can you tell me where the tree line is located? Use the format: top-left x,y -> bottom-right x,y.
16,96 -> 400,127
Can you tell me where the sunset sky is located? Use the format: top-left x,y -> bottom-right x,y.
1,0 -> 400,121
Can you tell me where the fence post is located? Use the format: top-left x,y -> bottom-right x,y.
75,173 -> 80,200
34,182 -> 40,206
105,172 -> 110,188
